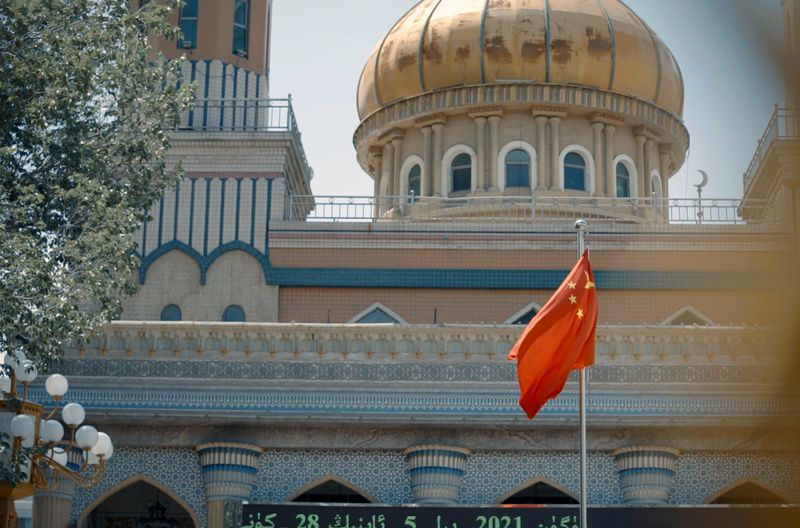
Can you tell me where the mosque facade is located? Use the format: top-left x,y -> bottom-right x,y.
24,0 -> 800,526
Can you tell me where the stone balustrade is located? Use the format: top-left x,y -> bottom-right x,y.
68,322 -> 777,367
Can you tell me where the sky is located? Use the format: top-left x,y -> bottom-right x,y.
269,0 -> 785,200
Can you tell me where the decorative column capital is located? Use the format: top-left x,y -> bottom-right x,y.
404,444 -> 471,505
197,442 -> 264,502
612,446 -> 681,505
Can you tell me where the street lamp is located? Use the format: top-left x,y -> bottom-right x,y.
0,351 -> 113,527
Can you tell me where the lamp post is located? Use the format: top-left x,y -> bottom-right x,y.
0,351 -> 113,527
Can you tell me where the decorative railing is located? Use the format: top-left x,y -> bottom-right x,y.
744,107 -> 800,193
177,97 -> 312,178
70,322 -> 775,367
285,194 -> 783,225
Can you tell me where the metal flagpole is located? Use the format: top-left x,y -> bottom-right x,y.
574,219 -> 589,528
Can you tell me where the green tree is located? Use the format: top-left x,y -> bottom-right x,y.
0,0 -> 194,367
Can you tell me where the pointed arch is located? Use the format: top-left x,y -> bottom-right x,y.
348,302 -> 407,325
77,474 -> 200,528
704,478 -> 789,505
496,477 -> 578,504
504,301 -> 542,325
287,475 -> 377,503
660,306 -> 715,326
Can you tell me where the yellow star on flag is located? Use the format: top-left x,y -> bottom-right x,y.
577,308 -> 584,319
569,295 -> 577,304
568,281 -> 576,290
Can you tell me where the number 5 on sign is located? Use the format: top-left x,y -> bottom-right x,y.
404,516 -> 416,528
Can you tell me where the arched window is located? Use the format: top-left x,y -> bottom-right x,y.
292,480 -> 372,503
505,149 -> 530,188
501,481 -> 578,505
222,305 -> 246,322
564,152 -> 586,191
451,153 -> 472,193
709,482 -> 787,505
616,163 -> 631,198
408,164 -> 421,197
160,305 -> 182,322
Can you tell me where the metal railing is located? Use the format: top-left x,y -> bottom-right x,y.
743,107 -> 800,193
176,97 -> 312,177
285,193 -> 783,225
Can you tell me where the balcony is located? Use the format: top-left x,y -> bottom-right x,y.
286,194 -> 784,226
175,97 -> 313,181
743,107 -> 800,198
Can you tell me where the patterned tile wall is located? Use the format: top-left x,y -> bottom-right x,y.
70,448 -> 800,523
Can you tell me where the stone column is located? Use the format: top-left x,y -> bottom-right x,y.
198,443 -> 264,528
635,134 -> 647,198
534,116 -> 548,191
473,116 -> 487,192
659,146 -> 671,199
488,115 -> 501,191
612,446 -> 681,505
381,142 -> 394,215
645,139 -> 656,198
421,126 -> 433,197
33,469 -> 76,528
392,137 -> 404,199
372,152 -> 383,219
549,117 -> 562,191
592,122 -> 605,196
604,125 -> 616,198
404,445 -> 471,504
432,123 -> 446,196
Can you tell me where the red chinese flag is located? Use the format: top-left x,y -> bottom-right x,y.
508,250 -> 598,419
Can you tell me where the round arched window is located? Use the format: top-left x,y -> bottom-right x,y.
451,153 -> 472,193
408,164 -> 421,197
222,305 -> 246,322
505,149 -> 530,188
160,304 -> 182,322
564,153 -> 586,191
616,163 -> 631,198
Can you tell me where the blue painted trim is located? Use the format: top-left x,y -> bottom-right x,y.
173,182 -> 180,241
219,178 -> 226,247
409,467 -> 465,477
545,0 -> 551,82
219,63 -> 227,129
235,178 -> 242,241
231,66 -> 239,129
265,267 -> 772,291
139,241 -> 270,286
250,179 -> 257,247
139,241 -> 204,285
206,241 -> 271,285
203,178 -> 211,256
597,0 -> 616,91
202,464 -> 258,474
479,0 -> 490,84
265,178 -> 273,251
243,70 -> 250,129
202,60 -> 211,129
188,179 -> 196,249
157,196 -> 164,247
188,60 -> 197,127
141,212 -> 148,258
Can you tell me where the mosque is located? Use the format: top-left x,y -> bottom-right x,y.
23,0 -> 800,526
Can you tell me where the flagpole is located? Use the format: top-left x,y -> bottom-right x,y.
575,219 -> 589,528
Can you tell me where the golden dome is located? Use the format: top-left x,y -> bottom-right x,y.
357,0 -> 684,119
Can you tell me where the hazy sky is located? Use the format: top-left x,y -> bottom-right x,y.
270,0 -> 784,199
